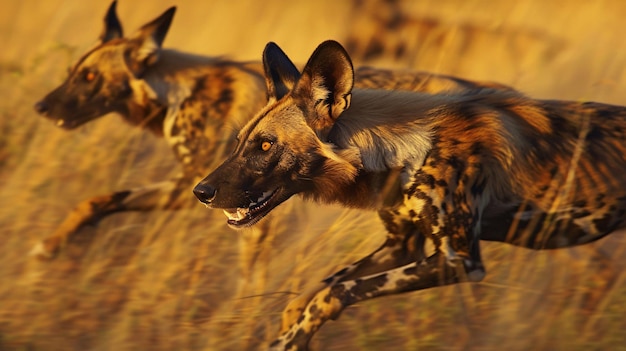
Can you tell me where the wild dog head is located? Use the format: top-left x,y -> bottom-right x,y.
34,1 -> 174,130
194,41 -> 362,228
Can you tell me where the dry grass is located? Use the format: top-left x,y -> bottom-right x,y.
1,0 -> 625,350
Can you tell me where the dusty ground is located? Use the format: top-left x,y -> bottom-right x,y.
1,0 -> 625,350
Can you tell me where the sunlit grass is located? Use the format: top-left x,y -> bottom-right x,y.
1,1 -> 625,350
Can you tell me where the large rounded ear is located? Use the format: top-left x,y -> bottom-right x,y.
263,42 -> 301,101
100,1 -> 123,43
125,6 -> 176,77
294,40 -> 354,133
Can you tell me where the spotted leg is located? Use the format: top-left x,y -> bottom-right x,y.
280,210 -> 422,333
30,179 -> 190,259
277,160 -> 490,349
271,251 -> 485,351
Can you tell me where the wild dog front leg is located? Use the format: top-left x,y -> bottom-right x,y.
271,252 -> 484,351
31,179 -> 189,259
280,224 -> 418,333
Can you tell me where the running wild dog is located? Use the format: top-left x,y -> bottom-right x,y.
32,1 -> 511,261
193,40 -> 626,350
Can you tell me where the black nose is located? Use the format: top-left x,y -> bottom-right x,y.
34,100 -> 49,114
193,183 -> 217,204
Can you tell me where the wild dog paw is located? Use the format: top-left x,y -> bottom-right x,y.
29,240 -> 58,260
268,330 -> 311,351
280,298 -> 308,334
268,336 -> 297,351
280,282 -> 328,333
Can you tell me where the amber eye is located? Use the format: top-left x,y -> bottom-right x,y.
84,70 -> 97,82
261,141 -> 273,151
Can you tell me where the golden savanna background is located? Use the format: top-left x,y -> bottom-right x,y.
1,0 -> 625,350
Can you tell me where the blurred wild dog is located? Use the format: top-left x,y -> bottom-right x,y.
31,1 -> 267,261
193,40 -> 626,350
32,1 -> 512,261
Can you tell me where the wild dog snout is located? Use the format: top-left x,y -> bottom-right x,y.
34,100 -> 49,115
193,183 -> 217,204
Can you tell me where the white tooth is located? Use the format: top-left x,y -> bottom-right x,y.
237,208 -> 248,219
223,209 -> 237,220
56,119 -> 65,127
223,208 -> 249,221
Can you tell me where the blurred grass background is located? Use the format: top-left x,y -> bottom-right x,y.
1,0 -> 625,350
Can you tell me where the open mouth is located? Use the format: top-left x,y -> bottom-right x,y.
42,113 -> 99,130
54,118 -> 90,130
222,189 -> 280,228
